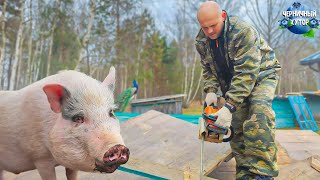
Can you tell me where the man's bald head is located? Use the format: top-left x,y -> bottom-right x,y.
197,1 -> 226,39
197,1 -> 222,21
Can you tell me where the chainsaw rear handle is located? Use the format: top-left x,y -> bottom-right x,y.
206,123 -> 234,142
222,126 -> 234,142
202,113 -> 234,142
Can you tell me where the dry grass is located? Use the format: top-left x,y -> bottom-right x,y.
182,101 -> 203,115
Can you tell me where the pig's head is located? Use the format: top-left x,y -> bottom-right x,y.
42,67 -> 129,173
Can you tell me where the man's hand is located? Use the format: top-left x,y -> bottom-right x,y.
211,106 -> 232,128
205,93 -> 217,107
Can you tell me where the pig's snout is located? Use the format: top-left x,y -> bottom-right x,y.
103,144 -> 130,165
94,144 -> 130,173
94,145 -> 129,173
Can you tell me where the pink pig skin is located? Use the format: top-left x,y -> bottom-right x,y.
0,67 -> 129,180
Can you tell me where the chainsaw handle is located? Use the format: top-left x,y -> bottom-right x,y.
202,113 -> 217,121
222,126 -> 234,142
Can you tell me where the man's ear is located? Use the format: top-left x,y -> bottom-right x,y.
43,84 -> 71,113
222,11 -> 227,20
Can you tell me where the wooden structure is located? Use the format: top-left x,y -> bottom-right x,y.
300,51 -> 320,90
302,91 -> 320,123
209,130 -> 320,179
272,96 -> 296,128
4,112 -> 320,180
131,94 -> 186,114
121,110 -> 231,180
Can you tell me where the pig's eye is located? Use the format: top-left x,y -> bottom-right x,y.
109,110 -> 115,118
72,115 -> 84,123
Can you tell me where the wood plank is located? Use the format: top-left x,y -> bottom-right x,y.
311,155 -> 320,173
276,130 -> 320,160
121,110 -> 232,179
131,94 -> 186,104
278,156 -> 320,180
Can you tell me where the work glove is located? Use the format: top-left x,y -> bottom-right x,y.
211,106 -> 232,128
205,93 -> 217,107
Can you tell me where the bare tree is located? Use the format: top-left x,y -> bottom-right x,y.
9,1 -> 25,90
33,35 -> 44,82
26,0 -> 33,85
16,33 -> 25,89
245,0 -> 287,49
185,53 -> 202,105
75,0 -> 96,70
0,0 -> 7,89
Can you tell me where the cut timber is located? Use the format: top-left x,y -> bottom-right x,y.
278,155 -> 320,180
275,130 -> 320,160
207,130 -> 320,179
311,155 -> 320,173
120,110 -> 232,180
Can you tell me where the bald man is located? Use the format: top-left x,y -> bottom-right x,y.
195,1 -> 281,180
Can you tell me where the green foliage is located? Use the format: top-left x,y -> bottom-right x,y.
163,39 -> 178,64
51,22 -> 81,73
2,0 -> 202,101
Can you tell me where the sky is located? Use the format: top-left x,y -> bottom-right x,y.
143,0 -> 320,42
142,0 -> 178,40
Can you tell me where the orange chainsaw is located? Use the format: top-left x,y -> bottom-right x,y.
198,105 -> 234,143
198,104 -> 235,180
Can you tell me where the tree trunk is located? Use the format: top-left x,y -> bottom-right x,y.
124,65 -> 127,89
16,34 -> 25,89
7,53 -> 13,90
144,77 -> 147,98
1,59 -> 5,88
31,40 -> 40,83
121,66 -> 124,93
34,36 -> 44,82
190,70 -> 203,103
183,65 -> 188,96
9,2 -> 25,90
26,0 -> 33,86
75,0 -> 95,70
135,36 -> 142,78
277,74 -> 281,95
46,0 -> 60,76
86,45 -> 90,74
46,19 -> 56,76
186,53 -> 197,104
0,0 -> 7,89
182,0 -> 188,104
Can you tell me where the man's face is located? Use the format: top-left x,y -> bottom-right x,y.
198,11 -> 225,39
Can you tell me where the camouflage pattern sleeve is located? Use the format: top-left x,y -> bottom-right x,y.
225,27 -> 261,106
195,40 -> 220,93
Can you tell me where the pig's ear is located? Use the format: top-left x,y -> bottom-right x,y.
43,84 -> 70,113
102,66 -> 115,91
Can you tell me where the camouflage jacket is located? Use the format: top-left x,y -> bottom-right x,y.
195,14 -> 281,107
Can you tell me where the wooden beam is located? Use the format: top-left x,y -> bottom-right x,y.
311,155 -> 320,173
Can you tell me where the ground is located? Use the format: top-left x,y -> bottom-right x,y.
182,101 -> 203,115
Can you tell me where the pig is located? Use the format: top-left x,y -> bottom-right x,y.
0,67 -> 129,180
